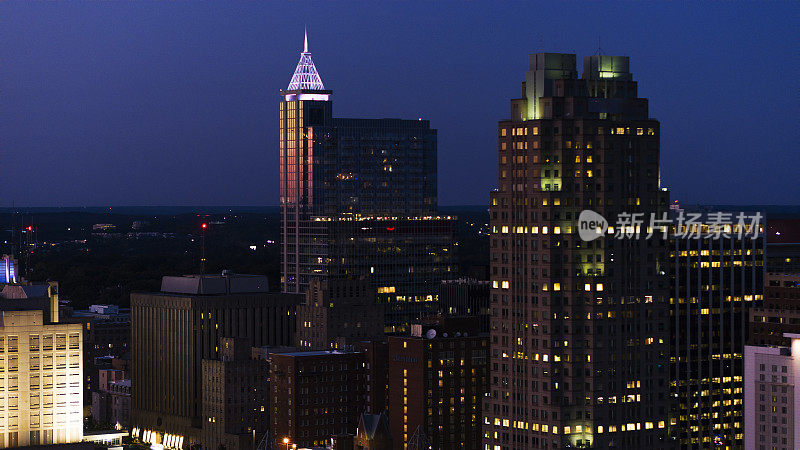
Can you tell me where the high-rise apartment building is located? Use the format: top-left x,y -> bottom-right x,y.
130,273 -> 299,448
744,334 -> 800,450
296,278 -> 385,350
484,53 -> 671,449
669,215 -> 764,448
388,316 -> 488,449
279,33 -> 454,330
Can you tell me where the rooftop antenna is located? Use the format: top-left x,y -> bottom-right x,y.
598,35 -> 604,55
303,26 -> 308,53
200,222 -> 208,275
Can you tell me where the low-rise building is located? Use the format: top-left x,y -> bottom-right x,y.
60,304 -> 130,415
109,379 -> 130,429
91,369 -> 126,427
201,338 -> 269,450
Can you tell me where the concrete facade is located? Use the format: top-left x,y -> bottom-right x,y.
131,274 -> 300,449
0,310 -> 83,447
744,334 -> 800,450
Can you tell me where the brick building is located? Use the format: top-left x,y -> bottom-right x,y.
297,278 -> 384,350
270,350 -> 368,448
388,316 -> 488,449
201,337 -> 269,450
750,273 -> 800,346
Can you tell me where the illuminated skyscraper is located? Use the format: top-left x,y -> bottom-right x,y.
483,53 -> 671,449
279,32 -> 453,330
669,213 -> 764,448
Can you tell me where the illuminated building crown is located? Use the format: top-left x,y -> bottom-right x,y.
287,30 -> 325,91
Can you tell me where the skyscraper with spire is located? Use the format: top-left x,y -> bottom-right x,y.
279,32 -> 454,331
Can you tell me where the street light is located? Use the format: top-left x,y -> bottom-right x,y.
282,437 -> 290,450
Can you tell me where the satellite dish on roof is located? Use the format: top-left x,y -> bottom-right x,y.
426,329 -> 437,339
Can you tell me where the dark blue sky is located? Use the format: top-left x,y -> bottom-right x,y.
2,2 -> 797,207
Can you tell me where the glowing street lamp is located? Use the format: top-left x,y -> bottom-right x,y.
282,437 -> 290,450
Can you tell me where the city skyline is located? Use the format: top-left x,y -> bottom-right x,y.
0,4 -> 798,450
2,2 -> 798,207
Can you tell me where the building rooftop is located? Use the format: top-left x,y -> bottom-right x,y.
160,272 -> 269,295
273,350 -> 358,358
110,379 -> 131,388
0,284 -> 49,299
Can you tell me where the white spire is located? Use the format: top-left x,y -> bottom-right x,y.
287,29 -> 325,91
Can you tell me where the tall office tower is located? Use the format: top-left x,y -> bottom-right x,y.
388,316 -> 488,449
296,278 -> 385,350
743,333 -> 800,450
201,338 -> 269,450
130,273 -> 300,448
750,273 -> 800,346
279,33 -> 453,330
0,309 -> 83,447
484,53 -> 671,450
669,216 -> 764,448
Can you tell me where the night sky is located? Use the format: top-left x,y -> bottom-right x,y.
2,2 -> 797,207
